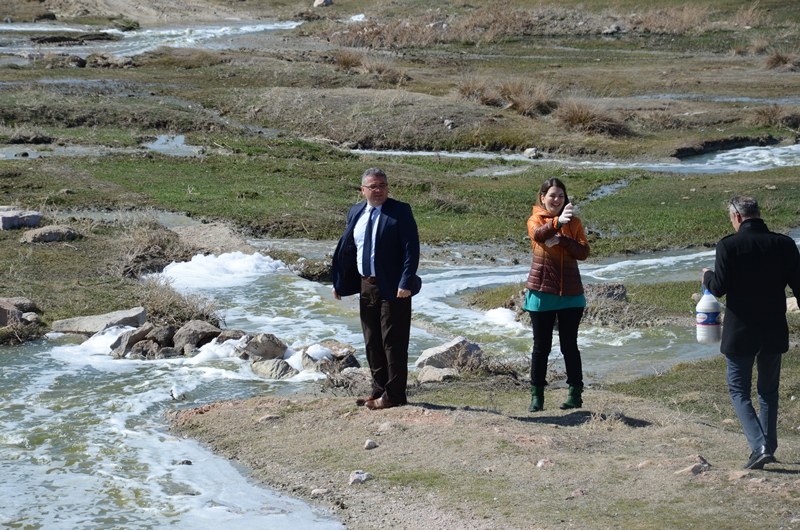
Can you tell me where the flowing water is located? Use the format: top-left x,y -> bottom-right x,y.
3,18 -> 800,529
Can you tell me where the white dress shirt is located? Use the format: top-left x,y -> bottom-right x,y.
355,205 -> 380,277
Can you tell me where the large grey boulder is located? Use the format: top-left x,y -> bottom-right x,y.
417,365 -> 459,383
251,358 -> 298,379
173,320 -> 222,352
235,333 -> 288,361
0,300 -> 22,326
110,322 -> 155,358
415,336 -> 484,370
0,207 -> 42,230
51,307 -> 147,334
20,225 -> 80,243
0,297 -> 37,313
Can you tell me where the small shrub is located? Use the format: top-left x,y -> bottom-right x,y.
135,276 -> 220,327
732,1 -> 770,28
504,81 -> 558,117
749,38 -> 770,55
555,99 -> 631,136
765,50 -> 800,71
750,104 -> 786,127
645,110 -> 685,131
333,49 -> 362,71
457,75 -> 491,102
626,5 -> 711,34
360,56 -> 408,85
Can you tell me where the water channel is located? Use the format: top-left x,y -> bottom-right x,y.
2,18 -> 800,530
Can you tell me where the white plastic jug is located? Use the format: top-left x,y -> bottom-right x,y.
696,286 -> 722,344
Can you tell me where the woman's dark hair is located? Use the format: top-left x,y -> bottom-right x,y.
537,177 -> 569,213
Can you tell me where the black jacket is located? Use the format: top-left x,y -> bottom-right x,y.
704,218 -> 800,356
331,197 -> 421,301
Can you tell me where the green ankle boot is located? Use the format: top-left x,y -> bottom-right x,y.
560,385 -> 583,410
528,385 -> 545,412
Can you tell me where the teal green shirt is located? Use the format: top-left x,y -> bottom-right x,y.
523,289 -> 586,312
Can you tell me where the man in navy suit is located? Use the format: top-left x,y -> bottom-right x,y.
331,168 -> 421,409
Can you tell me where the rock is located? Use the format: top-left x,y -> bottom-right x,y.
236,333 -> 287,361
0,300 -> 23,326
110,322 -> 155,358
173,320 -> 222,352
788,297 -> 799,313
319,339 -> 356,359
258,414 -> 281,422
0,297 -> 37,313
313,0 -> 333,6
523,147 -> 541,159
21,312 -> 39,324
4,17 -> 12,23
444,119 -> 456,129
348,470 -> 372,485
584,283 -> 627,302
52,307 -> 147,334
729,470 -> 750,481
20,225 -> 81,243
145,325 -> 176,347
0,207 -> 42,230
129,339 -> 160,359
216,329 -> 246,343
415,336 -> 484,370
251,358 -> 298,379
674,463 -> 705,475
311,488 -> 330,496
364,439 -> 378,450
155,347 -> 179,359
417,365 -> 459,383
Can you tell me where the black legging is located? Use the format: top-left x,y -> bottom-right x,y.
529,306 -> 584,387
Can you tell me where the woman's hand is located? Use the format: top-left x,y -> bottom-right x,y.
558,203 -> 573,225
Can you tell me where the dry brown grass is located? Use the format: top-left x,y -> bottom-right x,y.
360,55 -> 408,85
732,1 -> 771,28
554,98 -> 631,136
625,4 -> 712,34
332,49 -> 362,72
135,276 -> 220,327
501,80 -> 559,117
765,49 -> 800,71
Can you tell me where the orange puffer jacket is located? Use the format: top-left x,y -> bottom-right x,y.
525,205 -> 590,296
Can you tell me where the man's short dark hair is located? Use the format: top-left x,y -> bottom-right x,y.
362,168 -> 387,184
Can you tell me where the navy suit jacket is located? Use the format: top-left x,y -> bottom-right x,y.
704,218 -> 800,356
331,197 -> 421,301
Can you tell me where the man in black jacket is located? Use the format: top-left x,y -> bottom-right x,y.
331,168 -> 421,410
703,196 -> 800,470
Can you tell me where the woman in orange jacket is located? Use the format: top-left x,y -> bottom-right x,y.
524,177 -> 590,412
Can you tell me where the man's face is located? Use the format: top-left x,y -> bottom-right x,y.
361,175 -> 388,207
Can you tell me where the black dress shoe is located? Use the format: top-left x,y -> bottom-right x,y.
744,446 -> 773,470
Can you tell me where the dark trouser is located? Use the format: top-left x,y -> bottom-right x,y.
726,352 -> 782,454
529,307 -> 584,388
360,279 -> 411,405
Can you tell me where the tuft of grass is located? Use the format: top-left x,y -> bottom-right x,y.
732,1 -> 770,29
135,276 -> 221,328
360,55 -> 408,85
625,4 -> 711,34
554,99 -> 631,137
765,49 -> 800,71
332,49 -> 362,72
502,80 -> 559,117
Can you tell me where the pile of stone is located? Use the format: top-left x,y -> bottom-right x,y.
50,306 -> 360,380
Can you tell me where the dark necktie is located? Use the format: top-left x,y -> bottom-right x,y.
362,207 -> 375,277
